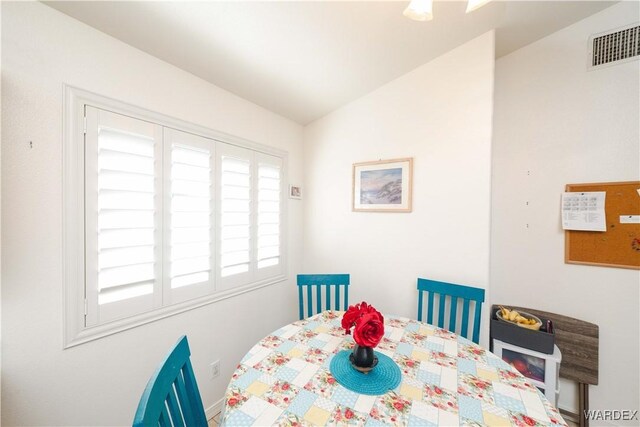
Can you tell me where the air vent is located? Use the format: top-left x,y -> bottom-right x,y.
589,23 -> 639,69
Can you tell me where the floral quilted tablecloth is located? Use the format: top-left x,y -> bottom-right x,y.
221,311 -> 566,427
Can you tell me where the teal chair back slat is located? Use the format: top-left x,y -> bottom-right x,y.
297,274 -> 350,319
133,336 -> 208,427
449,296 -> 458,332
159,408 -> 170,427
417,278 -> 485,344
166,390 -> 184,427
326,286 -> 331,310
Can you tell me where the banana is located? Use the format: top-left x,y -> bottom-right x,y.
515,315 -> 527,323
499,306 -> 510,319
500,305 -> 539,327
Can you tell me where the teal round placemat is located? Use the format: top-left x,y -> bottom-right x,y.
329,350 -> 401,395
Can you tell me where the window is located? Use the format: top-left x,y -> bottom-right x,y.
165,128 -> 216,305
256,154 -> 283,272
64,87 -> 286,347
218,144 -> 252,285
84,107 -> 162,326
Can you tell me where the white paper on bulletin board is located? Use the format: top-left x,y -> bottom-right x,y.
562,191 -> 606,231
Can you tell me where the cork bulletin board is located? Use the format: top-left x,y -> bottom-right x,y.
565,181 -> 640,269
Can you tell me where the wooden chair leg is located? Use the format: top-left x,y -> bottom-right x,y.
579,382 -> 589,427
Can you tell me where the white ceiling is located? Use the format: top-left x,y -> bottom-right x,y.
45,1 -> 616,124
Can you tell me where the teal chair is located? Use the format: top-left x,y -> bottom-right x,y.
297,274 -> 350,319
417,278 -> 485,344
133,336 -> 208,427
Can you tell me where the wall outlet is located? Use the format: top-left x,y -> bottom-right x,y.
210,360 -> 220,379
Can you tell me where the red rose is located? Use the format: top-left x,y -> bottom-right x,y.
393,402 -> 404,411
434,386 -> 442,394
327,377 -> 336,384
342,302 -> 385,347
228,398 -> 238,406
341,305 -> 361,334
353,313 -> 384,347
342,302 -> 384,331
523,416 -> 536,426
345,409 -> 354,419
282,383 -> 290,390
362,304 -> 384,323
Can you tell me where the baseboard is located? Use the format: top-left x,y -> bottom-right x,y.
205,397 -> 225,421
560,406 -> 579,424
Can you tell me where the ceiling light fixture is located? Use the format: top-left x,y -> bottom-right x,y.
404,0 -> 492,21
466,0 -> 492,13
403,0 -> 433,22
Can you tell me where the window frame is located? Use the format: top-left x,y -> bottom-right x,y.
63,86 -> 288,348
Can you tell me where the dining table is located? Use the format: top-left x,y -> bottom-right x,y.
220,310 -> 567,426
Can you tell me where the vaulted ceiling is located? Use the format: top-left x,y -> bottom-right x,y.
45,1 -> 616,124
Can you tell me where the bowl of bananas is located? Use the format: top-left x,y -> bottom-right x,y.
497,306 -> 542,331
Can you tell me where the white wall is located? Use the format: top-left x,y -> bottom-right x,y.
302,32 -> 495,343
1,2 -> 303,425
0,2 -> 3,421
492,2 -> 639,424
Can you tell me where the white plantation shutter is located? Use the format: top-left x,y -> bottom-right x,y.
165,129 -> 215,303
217,144 -> 253,286
256,154 -> 283,277
85,107 -> 162,326
69,90 -> 289,344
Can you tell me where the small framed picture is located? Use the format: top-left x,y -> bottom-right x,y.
289,185 -> 302,199
352,158 -> 413,212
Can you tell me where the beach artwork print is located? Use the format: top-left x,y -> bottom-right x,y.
353,158 -> 413,212
360,168 -> 403,204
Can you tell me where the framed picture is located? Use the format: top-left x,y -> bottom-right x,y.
352,157 -> 413,212
289,185 -> 302,199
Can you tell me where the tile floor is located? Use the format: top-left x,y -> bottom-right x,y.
208,412 -> 221,427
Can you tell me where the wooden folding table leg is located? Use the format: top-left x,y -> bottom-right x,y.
579,382 -> 589,427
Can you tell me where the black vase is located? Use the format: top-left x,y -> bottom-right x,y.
349,344 -> 378,373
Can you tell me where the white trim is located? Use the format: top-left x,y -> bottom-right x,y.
66,85 -> 286,157
205,397 -> 225,421
63,85 -> 288,348
63,85 -> 87,348
66,275 -> 285,348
